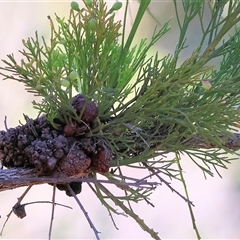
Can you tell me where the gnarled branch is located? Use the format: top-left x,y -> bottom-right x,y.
0,132 -> 240,192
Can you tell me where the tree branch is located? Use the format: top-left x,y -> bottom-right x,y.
0,169 -> 158,192
182,132 -> 240,150
0,132 -> 240,192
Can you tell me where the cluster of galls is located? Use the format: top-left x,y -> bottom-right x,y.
0,94 -> 112,196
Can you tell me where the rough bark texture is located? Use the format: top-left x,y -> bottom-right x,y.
0,168 -> 38,191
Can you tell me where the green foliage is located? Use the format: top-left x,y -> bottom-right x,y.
1,0 -> 240,239
1,0 -> 124,127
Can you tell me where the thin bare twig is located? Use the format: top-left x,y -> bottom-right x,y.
114,168 -> 156,207
87,182 -> 127,217
49,184 -> 56,240
66,184 -> 101,240
142,163 -> 195,206
22,201 -> 72,209
111,172 -> 158,184
118,167 -> 134,212
4,116 -> 8,131
107,208 -> 119,230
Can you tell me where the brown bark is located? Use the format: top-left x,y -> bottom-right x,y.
0,168 -> 88,192
0,168 -> 39,191
182,132 -> 240,150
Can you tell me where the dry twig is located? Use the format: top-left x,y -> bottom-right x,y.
66,184 -> 101,240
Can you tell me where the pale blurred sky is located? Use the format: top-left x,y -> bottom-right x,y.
0,1 -> 240,239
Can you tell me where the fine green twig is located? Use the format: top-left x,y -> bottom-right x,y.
176,152 -> 201,240
97,182 -> 160,240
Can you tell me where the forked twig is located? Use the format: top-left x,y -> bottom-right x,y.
142,162 -> 195,206
117,167 -> 133,211
87,182 -> 124,231
87,182 -> 127,216
107,208 -> 119,230
0,184 -> 72,238
0,185 -> 33,235
97,182 -> 160,240
66,184 -> 101,240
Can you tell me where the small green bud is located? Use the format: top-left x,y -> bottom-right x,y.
71,1 -> 80,12
88,18 -> 97,29
110,1 -> 122,12
61,79 -> 70,87
69,70 -> 79,81
201,79 -> 212,90
84,0 -> 92,7
35,83 -> 41,90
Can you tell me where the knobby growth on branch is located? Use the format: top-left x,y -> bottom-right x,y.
1,0 -> 240,239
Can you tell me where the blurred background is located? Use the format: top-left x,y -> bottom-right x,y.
0,1 -> 240,239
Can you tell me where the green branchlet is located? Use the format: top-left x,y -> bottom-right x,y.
1,0 -> 240,190
0,0 -> 123,127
